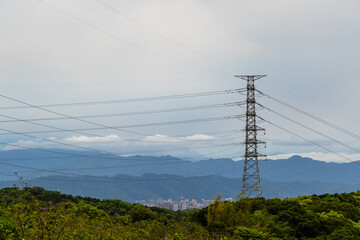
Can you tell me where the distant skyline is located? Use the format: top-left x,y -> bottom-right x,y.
1,0 -> 359,163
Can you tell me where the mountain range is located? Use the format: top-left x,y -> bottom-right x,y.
0,149 -> 359,200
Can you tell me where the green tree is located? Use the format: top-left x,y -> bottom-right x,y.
233,226 -> 268,240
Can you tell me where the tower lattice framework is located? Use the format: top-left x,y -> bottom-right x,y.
235,75 -> 266,197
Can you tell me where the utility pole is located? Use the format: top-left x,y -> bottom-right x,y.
235,75 -> 266,197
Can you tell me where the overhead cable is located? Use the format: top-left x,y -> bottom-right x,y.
264,120 -> 356,163
0,102 -> 245,123
0,145 -> 239,175
0,115 -> 244,136
0,93 -> 243,144
261,105 -> 360,155
257,90 -> 360,141
0,88 -> 244,110
97,0 -> 238,71
36,0 -> 231,76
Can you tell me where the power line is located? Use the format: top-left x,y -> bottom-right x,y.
0,114 -> 244,136
2,155 -> 241,183
97,0 -> 238,71
0,93 -> 244,145
0,88 -> 244,110
0,145 -> 239,175
0,91 -> 242,142
0,136 -> 241,161
0,109 -> 245,159
257,90 -> 360,141
0,126 -> 242,168
0,122 -> 239,158
47,158 -> 240,182
0,98 -> 243,148
6,134 -> 241,151
0,161 -> 149,180
0,148 -> 241,183
0,128 -> 242,142
0,130 -> 242,162
0,125 -> 129,156
0,76 -> 231,89
7,169 -> 227,183
0,112 -> 242,180
1,139 -> 241,159
0,112 -> 242,178
0,90 -> 243,145
36,0 -> 231,76
0,160 -> 188,175
0,147 -> 242,187
0,143 -> 240,165
261,105 -> 360,155
264,78 -> 358,124
264,119 -> 357,164
0,111 -> 241,156
0,102 -> 245,123
0,92 -> 244,170
0,137 -> 240,164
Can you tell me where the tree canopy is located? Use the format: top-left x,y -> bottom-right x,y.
1,187 -> 360,239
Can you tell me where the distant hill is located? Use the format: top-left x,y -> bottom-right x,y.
0,173 -> 358,202
1,149 -> 360,185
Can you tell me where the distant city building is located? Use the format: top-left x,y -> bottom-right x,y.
171,202 -> 179,211
134,197 -> 221,211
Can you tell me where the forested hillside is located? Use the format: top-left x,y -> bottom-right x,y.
1,187 -> 360,239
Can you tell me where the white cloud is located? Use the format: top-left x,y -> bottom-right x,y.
3,140 -> 56,150
142,134 -> 216,143
1,133 -> 217,153
64,135 -> 123,143
270,138 -> 332,147
2,134 -> 125,151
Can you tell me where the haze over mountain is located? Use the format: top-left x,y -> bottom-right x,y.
1,173 -> 357,202
1,149 -> 360,185
0,149 -> 359,201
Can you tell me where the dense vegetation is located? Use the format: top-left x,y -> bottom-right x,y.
1,187 -> 360,239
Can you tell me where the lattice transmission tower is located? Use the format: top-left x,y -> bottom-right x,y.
235,75 -> 266,197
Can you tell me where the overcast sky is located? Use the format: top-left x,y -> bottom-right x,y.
0,0 -> 359,162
